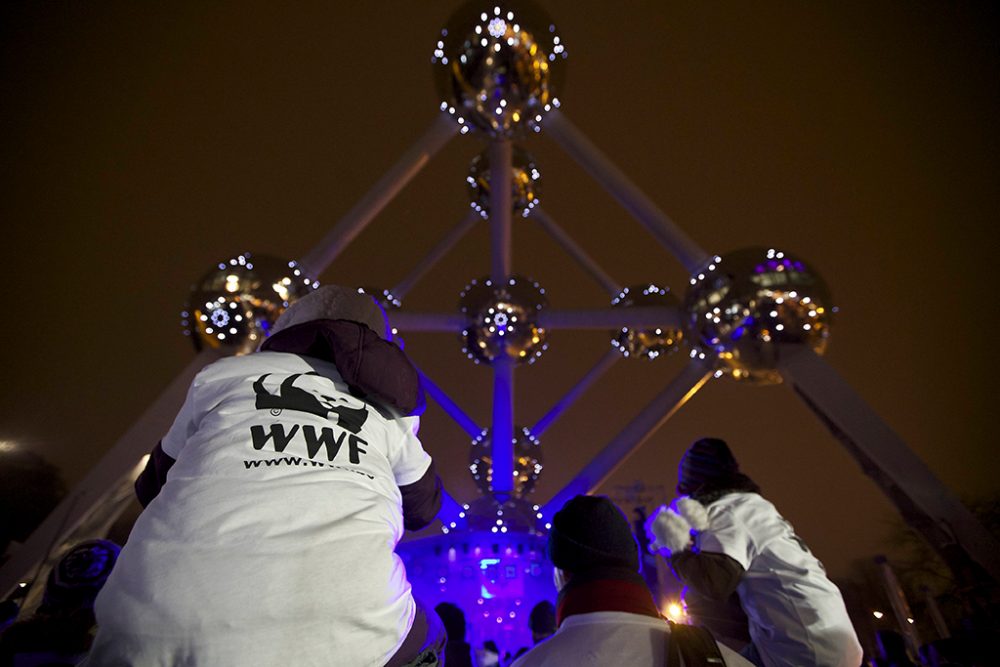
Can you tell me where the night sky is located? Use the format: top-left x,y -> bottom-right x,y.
2,1 -> 998,580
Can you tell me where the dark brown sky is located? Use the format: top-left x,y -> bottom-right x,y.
2,1 -> 998,578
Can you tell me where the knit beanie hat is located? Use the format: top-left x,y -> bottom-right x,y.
676,437 -> 740,495
269,285 -> 389,340
41,539 -> 120,612
547,495 -> 639,573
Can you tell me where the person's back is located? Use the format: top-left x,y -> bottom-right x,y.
86,286 -> 443,666
511,495 -> 752,667
511,610 -> 753,666
704,492 -> 860,666
648,437 -> 863,667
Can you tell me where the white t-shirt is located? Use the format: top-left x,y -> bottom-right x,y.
89,352 -> 432,666
509,611 -> 754,667
696,493 -> 863,667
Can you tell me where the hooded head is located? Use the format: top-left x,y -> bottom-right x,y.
41,539 -> 120,614
676,437 -> 760,500
269,285 -> 390,340
546,495 -> 639,578
260,285 -> 424,416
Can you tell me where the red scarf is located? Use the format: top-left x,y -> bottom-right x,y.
556,578 -> 662,626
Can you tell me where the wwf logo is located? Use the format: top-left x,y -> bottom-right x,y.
252,372 -> 368,434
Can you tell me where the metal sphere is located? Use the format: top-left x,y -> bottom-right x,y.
611,283 -> 683,360
467,145 -> 541,218
182,253 -> 317,355
683,247 -> 834,384
433,1 -> 567,137
459,276 -> 548,365
469,427 -> 543,499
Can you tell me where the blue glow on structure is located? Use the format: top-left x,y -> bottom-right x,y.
397,530 -> 556,656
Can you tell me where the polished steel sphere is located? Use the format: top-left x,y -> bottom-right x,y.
469,426 -> 543,499
459,276 -> 548,365
683,248 -> 834,384
182,253 -> 317,355
433,1 -> 567,137
611,284 -> 683,360
467,145 -> 541,218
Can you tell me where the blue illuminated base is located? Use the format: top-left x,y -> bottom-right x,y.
397,530 -> 555,657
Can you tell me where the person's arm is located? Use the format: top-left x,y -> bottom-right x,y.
670,550 -> 745,600
390,415 -> 442,530
134,442 -> 177,507
399,459 -> 442,530
133,369 -> 206,506
648,498 -> 752,600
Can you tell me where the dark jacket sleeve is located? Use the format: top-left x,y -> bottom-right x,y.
670,550 -> 746,600
399,460 -> 442,531
135,441 -> 177,508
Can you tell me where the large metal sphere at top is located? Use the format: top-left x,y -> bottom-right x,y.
433,1 -> 567,137
182,253 -> 318,355
683,248 -> 834,384
467,145 -> 541,218
459,276 -> 548,365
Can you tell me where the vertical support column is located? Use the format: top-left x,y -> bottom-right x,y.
491,356 -> 515,502
489,138 -> 514,502
489,139 -> 513,283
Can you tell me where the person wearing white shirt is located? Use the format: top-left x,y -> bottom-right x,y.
86,285 -> 445,666
512,494 -> 753,667
647,438 -> 863,667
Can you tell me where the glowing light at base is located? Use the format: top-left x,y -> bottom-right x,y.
397,531 -> 555,656
663,600 -> 686,623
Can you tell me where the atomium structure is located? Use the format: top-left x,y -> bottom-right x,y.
3,0 -> 997,644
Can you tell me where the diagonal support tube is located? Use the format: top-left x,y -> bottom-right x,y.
531,207 -> 621,295
298,113 -> 458,276
531,348 -> 620,437
543,109 -> 710,274
418,370 -> 482,440
541,361 -> 712,519
0,349 -> 222,597
780,345 -> 1000,583
391,210 -> 481,302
